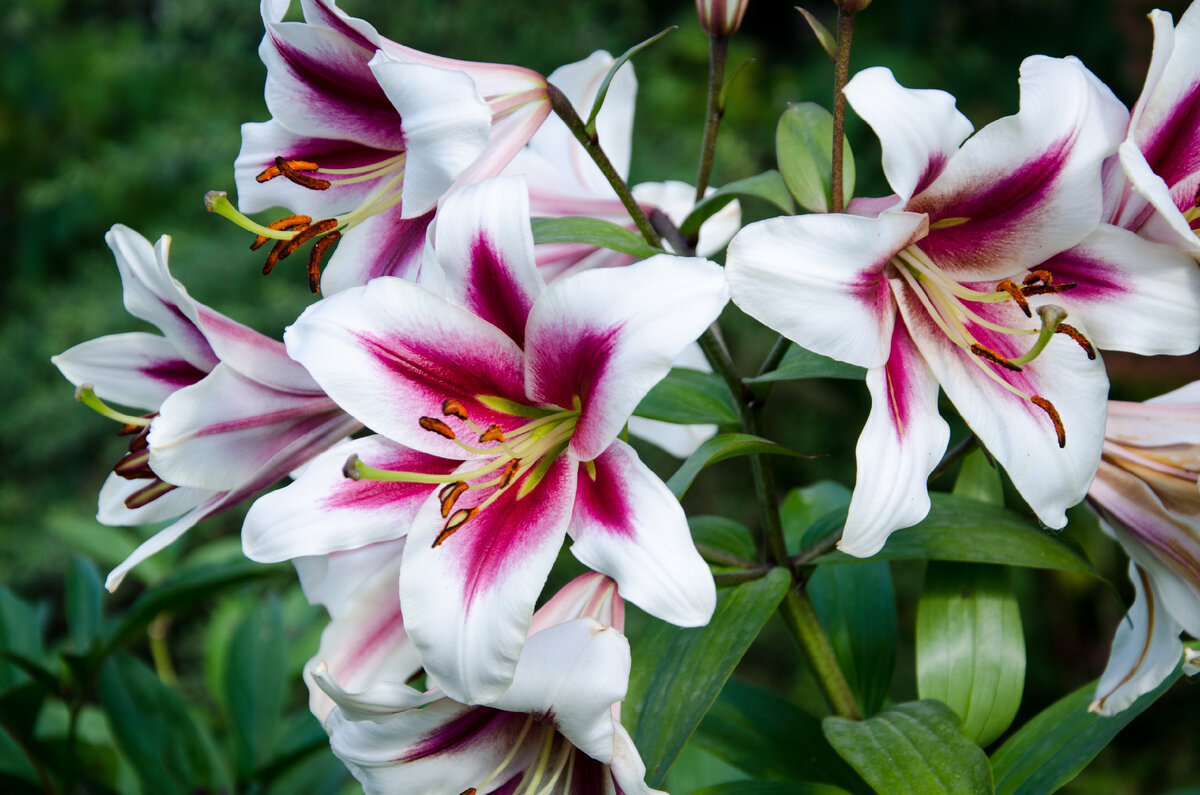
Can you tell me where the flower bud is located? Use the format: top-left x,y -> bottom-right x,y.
836,0 -> 872,12
696,0 -> 749,37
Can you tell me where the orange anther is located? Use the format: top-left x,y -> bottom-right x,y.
1054,323 -> 1096,360
255,158 -> 320,183
272,156 -> 331,190
479,424 -> 506,444
438,481 -> 468,518
307,230 -> 340,294
1031,395 -> 1066,448
970,343 -> 1022,372
996,279 -> 1031,317
497,459 -> 520,489
251,214 -> 311,251
419,417 -> 456,439
434,507 -> 479,547
442,399 -> 469,420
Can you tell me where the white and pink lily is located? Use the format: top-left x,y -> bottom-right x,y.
308,571 -> 659,794
52,225 -> 359,591
1087,382 -> 1200,715
243,176 -> 724,702
226,0 -> 550,294
727,56 -> 1200,557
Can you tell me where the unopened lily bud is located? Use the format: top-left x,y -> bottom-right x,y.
696,0 -> 749,37
836,0 -> 872,12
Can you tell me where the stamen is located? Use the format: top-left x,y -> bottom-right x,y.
434,508 -> 478,547
114,448 -> 153,480
125,479 -> 177,509
970,344 -> 1021,372
439,481 -> 468,517
343,454 -> 363,480
307,230 -> 340,293
497,459 -> 520,488
205,191 -> 294,241
1021,269 -> 1076,296
1055,323 -> 1096,360
276,218 -> 339,261
459,790 -> 477,795
1009,305 -> 1067,366
75,385 -> 152,427
419,417 -> 457,439
273,156 -> 331,190
479,424 -> 506,443
996,279 -> 1031,317
1030,395 -> 1066,448
442,399 -> 469,420
251,215 -> 310,251
255,158 -> 319,183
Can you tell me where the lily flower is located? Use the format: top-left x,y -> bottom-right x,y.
727,56 -> 1200,557
221,0 -> 550,294
1086,382 -> 1200,715
243,175 -> 724,703
308,571 -> 660,794
52,225 -> 358,590
1106,3 -> 1200,258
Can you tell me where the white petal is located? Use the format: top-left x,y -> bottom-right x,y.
52,333 -> 205,411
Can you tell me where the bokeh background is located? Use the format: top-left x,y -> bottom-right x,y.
3,0 -> 1199,791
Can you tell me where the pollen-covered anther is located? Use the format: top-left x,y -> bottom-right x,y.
268,156 -> 331,191
435,507 -> 479,547
479,424 -> 506,443
277,217 -> 339,261
497,459 -> 520,489
970,343 -> 1022,372
442,399 -> 469,420
124,478 -> 177,510
1030,395 -> 1066,448
996,279 -> 1031,317
1020,269 -> 1076,297
255,158 -> 319,183
1054,323 -> 1096,360
438,481 -> 468,517
307,230 -> 340,294
113,448 -> 153,480
459,789 -> 478,795
419,416 -> 457,439
251,214 -> 311,251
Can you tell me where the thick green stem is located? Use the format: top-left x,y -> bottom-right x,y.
694,35 -> 729,202
548,82 -> 660,247
831,10 -> 855,214
747,408 -> 789,567
756,335 -> 791,379
780,586 -> 862,719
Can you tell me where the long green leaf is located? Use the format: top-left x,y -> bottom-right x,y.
626,568 -> 791,787
98,653 -> 215,794
990,668 -> 1182,795
692,679 -> 868,793
0,589 -> 45,693
225,596 -> 286,780
667,434 -> 810,499
689,516 -> 757,562
693,784 -> 852,795
781,481 -> 852,554
66,556 -> 104,654
815,494 -> 1101,577
679,171 -> 795,238
635,368 -> 740,425
917,563 -> 1025,747
809,561 -> 897,717
745,344 -> 865,385
823,700 -> 994,795
530,216 -> 661,259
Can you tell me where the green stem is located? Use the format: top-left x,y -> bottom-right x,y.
548,82 -> 660,247
694,35 -> 729,203
747,408 -> 789,568
929,434 -> 980,483
831,9 -> 855,214
780,586 -> 862,719
791,527 -> 843,568
756,335 -> 791,379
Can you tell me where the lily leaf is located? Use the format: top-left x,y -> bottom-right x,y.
225,596 -> 286,780
679,171 -> 795,238
823,700 -> 994,795
530,216 -> 661,260
814,494 -> 1102,577
917,563 -> 1025,747
693,784 -> 852,795
777,102 -> 855,213
635,368 -> 740,425
689,515 -> 757,562
583,26 -> 675,133
745,344 -> 866,384
627,568 -> 791,787
667,433 -> 811,499
990,667 -> 1182,795
66,556 -> 104,654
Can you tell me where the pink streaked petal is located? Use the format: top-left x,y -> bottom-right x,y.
448,96 -> 552,194
52,333 -> 206,411
188,306 -> 323,394
284,276 -> 528,459
526,255 -> 728,461
433,176 -> 545,346
896,284 -> 1108,529
1118,140 -> 1200,255
727,211 -> 917,370
106,226 -> 217,372
294,536 -> 406,615
1044,223 -> 1200,355
840,323 -> 950,557
489,619 -> 629,763
104,490 -> 235,591
843,66 -> 974,202
319,206 -> 433,295
261,18 -> 403,150
234,120 -> 393,216
1107,392 -> 1200,448
147,364 -> 354,492
303,541 -> 422,723
399,455 -> 576,703
297,0 -> 380,50
96,472 -> 215,528
368,55 -> 492,217
910,56 -> 1126,280
568,439 -> 716,626
242,436 -> 455,563
528,572 -> 624,635
1090,560 -> 1185,715
1129,6 -> 1200,205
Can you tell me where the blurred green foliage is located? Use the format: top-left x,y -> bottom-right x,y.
3,0 -> 1200,792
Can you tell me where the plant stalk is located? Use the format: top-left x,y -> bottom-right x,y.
831,9 -> 855,214
780,586 -> 862,719
694,35 -> 729,202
